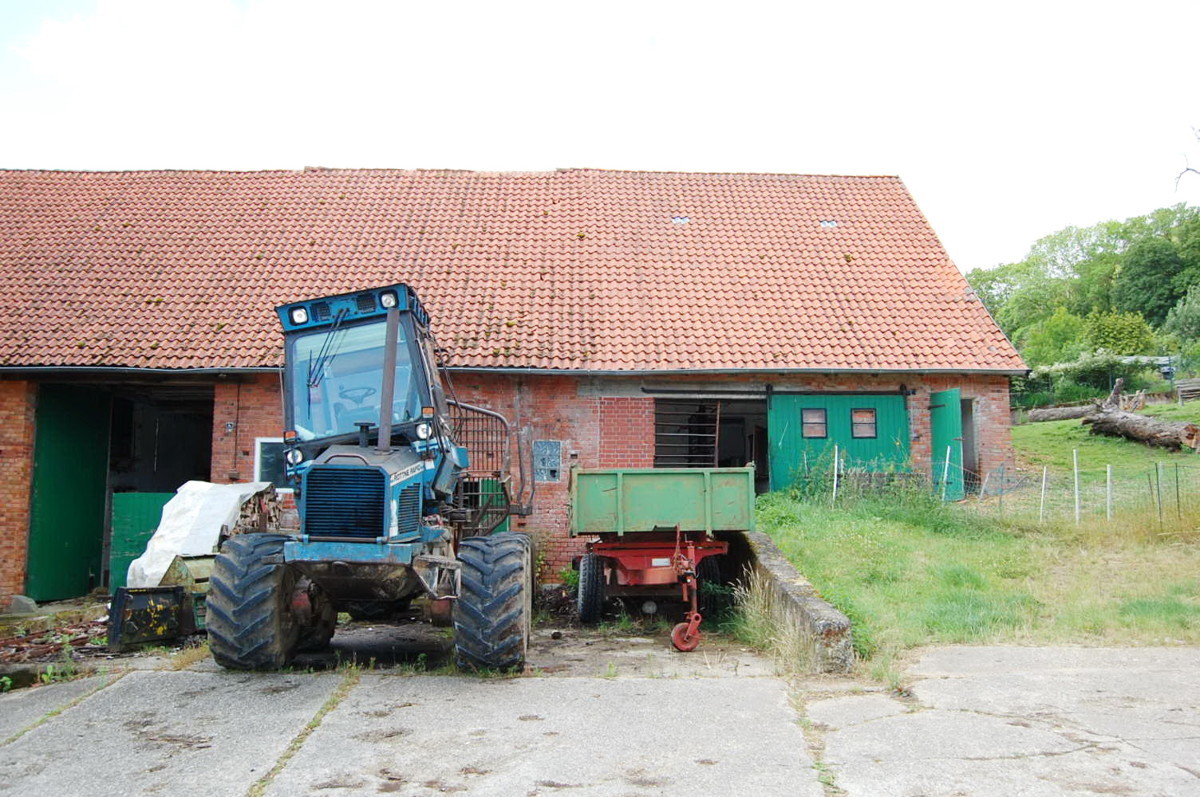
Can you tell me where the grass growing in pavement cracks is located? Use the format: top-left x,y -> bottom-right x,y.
758,482 -> 1200,683
247,666 -> 362,797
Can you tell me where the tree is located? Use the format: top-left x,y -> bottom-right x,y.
1111,237 -> 1185,326
1084,310 -> 1154,355
1017,307 -> 1087,366
1165,285 -> 1200,342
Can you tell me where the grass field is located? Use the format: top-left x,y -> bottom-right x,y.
758,405 -> 1200,682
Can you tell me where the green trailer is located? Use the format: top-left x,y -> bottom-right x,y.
569,466 -> 755,651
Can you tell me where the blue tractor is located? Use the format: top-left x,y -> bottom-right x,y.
206,284 -> 533,671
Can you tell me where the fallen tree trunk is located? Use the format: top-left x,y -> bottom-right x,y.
1083,410 -> 1200,450
1028,405 -> 1096,422
1028,379 -> 1124,423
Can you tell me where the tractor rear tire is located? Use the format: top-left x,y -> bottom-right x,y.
454,532 -> 531,671
577,554 -> 605,625
206,533 -> 301,670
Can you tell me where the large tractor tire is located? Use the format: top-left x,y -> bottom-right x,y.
577,553 -> 605,625
206,533 -> 302,670
454,532 -> 531,671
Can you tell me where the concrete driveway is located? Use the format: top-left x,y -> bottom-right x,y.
0,629 -> 822,797
1,634 -> 1198,796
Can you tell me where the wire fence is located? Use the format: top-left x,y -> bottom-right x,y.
801,444 -> 1200,530
971,456 -> 1200,528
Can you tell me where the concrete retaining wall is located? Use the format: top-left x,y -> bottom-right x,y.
723,530 -> 854,674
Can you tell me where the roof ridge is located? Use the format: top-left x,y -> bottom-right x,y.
0,166 -> 903,180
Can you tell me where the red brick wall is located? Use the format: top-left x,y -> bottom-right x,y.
211,375 -> 287,484
0,381 -> 36,609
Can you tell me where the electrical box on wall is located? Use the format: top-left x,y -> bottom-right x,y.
533,440 -> 562,482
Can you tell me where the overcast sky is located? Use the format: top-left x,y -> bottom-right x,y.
2,0 -> 1197,272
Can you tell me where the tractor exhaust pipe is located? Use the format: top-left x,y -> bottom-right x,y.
376,307 -> 400,454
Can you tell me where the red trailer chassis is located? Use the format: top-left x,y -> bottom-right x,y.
586,526 -> 728,651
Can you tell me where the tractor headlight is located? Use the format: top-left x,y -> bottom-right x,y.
289,306 -> 309,325
380,290 -> 399,308
415,422 -> 432,440
285,448 -> 304,465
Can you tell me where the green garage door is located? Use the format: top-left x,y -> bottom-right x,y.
768,394 -> 909,491
26,385 -> 112,601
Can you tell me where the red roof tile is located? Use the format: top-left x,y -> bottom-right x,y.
0,168 -> 1024,373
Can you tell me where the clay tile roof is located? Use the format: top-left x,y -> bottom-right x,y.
0,168 -> 1024,373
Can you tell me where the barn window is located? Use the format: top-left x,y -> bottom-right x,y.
801,408 -> 827,439
851,408 -> 877,439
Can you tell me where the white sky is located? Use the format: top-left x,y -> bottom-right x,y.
1,0 -> 1198,272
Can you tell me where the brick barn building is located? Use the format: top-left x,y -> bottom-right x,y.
0,168 -> 1025,607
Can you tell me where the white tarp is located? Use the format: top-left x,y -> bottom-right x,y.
126,480 -> 271,588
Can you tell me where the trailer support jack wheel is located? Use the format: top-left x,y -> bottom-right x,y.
671,611 -> 703,652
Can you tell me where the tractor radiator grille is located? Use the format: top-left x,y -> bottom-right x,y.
396,484 -> 422,537
304,467 -> 386,538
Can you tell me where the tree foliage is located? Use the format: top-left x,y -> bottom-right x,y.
1164,284 -> 1200,342
967,204 -> 1200,366
1111,237 -> 1185,326
1082,310 -> 1154,355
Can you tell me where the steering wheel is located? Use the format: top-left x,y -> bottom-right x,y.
338,386 -> 377,406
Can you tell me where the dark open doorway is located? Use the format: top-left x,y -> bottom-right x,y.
653,399 -> 769,493
25,380 -> 215,600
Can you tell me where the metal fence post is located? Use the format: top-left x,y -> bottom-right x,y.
1038,466 -> 1048,523
941,445 -> 951,502
1073,449 -> 1080,526
1106,464 -> 1112,522
830,444 -> 839,506
1156,463 -> 1164,529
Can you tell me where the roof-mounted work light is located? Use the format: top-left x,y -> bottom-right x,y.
289,306 -> 309,325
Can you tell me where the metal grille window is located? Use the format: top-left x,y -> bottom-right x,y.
654,400 -> 720,468
851,408 -> 877,439
801,409 -> 827,439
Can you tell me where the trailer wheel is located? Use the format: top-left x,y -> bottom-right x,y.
577,554 -> 605,625
454,532 -> 531,671
206,533 -> 301,670
697,555 -> 728,618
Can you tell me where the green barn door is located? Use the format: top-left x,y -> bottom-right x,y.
768,394 -> 910,491
26,385 -> 112,601
930,388 -> 964,501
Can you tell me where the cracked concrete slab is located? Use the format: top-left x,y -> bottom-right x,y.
0,670 -> 339,796
817,646 -> 1200,796
806,693 -> 907,730
0,674 -> 117,742
265,674 -> 821,797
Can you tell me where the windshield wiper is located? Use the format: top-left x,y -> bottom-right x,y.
307,308 -> 349,388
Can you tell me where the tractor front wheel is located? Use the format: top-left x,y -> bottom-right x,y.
454,532 -> 531,671
577,553 -> 605,625
206,533 -> 301,670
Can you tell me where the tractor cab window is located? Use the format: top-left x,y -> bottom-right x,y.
286,319 -> 426,441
